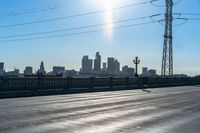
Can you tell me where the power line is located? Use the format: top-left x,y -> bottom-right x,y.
0,0 -> 158,29
187,18 -> 200,20
173,13 -> 200,21
0,14 -> 161,39
0,20 -> 163,43
177,17 -> 200,21
0,0 -> 138,17
173,13 -> 200,16
0,4 -> 62,17
150,12 -> 200,27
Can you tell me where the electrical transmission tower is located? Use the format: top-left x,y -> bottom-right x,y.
161,0 -> 173,76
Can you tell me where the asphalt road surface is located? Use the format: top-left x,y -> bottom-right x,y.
0,86 -> 200,133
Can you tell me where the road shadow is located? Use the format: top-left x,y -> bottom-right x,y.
142,89 -> 151,93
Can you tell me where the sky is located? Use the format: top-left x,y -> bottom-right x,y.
0,0 -> 199,75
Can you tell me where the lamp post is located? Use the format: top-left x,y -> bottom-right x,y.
133,56 -> 140,78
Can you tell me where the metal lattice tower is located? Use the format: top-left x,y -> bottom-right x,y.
161,0 -> 173,76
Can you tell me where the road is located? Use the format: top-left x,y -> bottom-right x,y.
0,86 -> 200,133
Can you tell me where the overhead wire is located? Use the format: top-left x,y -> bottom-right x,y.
0,19 -> 164,43
0,0 -> 159,29
177,17 -> 200,21
173,13 -> 200,22
1,0 -> 199,42
0,14 -> 161,39
173,13 -> 200,16
0,4 -> 62,17
150,12 -> 200,27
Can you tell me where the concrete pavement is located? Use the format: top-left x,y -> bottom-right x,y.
0,86 -> 200,133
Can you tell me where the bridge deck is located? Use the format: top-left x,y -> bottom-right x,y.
0,86 -> 200,133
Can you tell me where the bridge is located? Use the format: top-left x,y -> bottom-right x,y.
0,77 -> 200,98
0,85 -> 200,133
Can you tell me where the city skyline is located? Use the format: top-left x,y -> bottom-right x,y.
0,52 -> 160,78
0,0 -> 200,75
0,49 -> 196,76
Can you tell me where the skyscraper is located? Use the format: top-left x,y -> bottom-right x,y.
94,52 -> 101,72
107,57 -> 115,74
88,59 -> 93,72
82,56 -> 93,73
102,62 -> 107,71
114,60 -> 120,74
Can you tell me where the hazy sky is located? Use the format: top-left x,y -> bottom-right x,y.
0,0 -> 199,75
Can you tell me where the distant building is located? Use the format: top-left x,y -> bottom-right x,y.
0,62 -> 4,76
102,62 -> 107,71
24,66 -> 33,76
37,61 -> 46,75
122,65 -> 129,75
142,67 -> 148,76
173,74 -> 188,78
5,69 -> 20,77
53,66 -> 65,76
148,69 -> 157,76
94,52 -> 101,72
40,61 -> 45,73
114,60 -> 120,74
107,57 -> 115,74
127,68 -> 135,77
88,59 -> 93,72
141,67 -> 157,77
122,65 -> 134,77
81,56 -> 93,73
63,70 -> 77,77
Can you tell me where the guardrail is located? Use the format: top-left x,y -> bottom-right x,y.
0,77 -> 200,98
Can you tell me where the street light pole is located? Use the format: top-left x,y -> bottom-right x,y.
133,56 -> 140,78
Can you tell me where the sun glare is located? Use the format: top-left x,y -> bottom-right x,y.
104,0 -> 114,33
96,0 -> 115,38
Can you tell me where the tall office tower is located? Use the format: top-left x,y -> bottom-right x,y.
94,52 -> 101,72
114,60 -> 120,74
87,59 -> 93,72
122,65 -> 129,76
24,66 -> 33,76
107,57 -> 115,74
82,56 -> 93,73
102,62 -> 107,71
0,62 -> 4,75
82,56 -> 88,72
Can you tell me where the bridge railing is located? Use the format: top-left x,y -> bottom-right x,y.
0,77 -> 200,98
